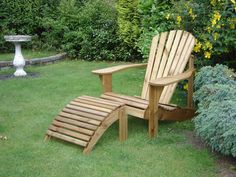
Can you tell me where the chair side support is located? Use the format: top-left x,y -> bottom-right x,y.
148,85 -> 164,137
187,55 -> 195,108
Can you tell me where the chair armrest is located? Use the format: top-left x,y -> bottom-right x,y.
149,69 -> 195,86
92,63 -> 147,75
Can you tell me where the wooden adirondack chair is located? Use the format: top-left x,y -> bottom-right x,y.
92,30 -> 196,137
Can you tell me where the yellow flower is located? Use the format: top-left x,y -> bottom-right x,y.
177,16 -> 182,25
183,83 -> 188,90
194,41 -> 202,53
210,0 -> 216,6
204,51 -> 211,59
230,0 -> 235,4
214,11 -> 221,21
205,41 -> 213,50
211,19 -> 217,27
213,33 -> 220,40
166,14 -> 170,20
206,27 -> 211,33
216,25 -> 221,29
189,8 -> 193,16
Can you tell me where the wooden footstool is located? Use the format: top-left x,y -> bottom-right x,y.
45,96 -> 127,154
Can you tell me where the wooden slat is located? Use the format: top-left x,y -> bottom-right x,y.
80,96 -> 122,107
159,30 -> 187,103
66,104 -> 108,117
47,130 -> 88,147
146,32 -> 168,100
158,30 -> 183,103
49,125 -> 90,141
56,116 -> 98,131
141,35 -> 160,99
83,111 -> 119,154
74,98 -> 116,110
101,94 -> 148,110
157,31 -> 176,78
70,101 -> 112,113
63,107 -> 105,121
163,35 -> 195,103
150,32 -> 169,80
168,31 -> 189,76
52,120 -> 94,136
59,112 -> 101,126
105,92 -> 148,105
162,30 -> 183,77
125,106 -> 146,119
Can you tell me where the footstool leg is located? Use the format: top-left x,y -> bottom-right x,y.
119,106 -> 128,141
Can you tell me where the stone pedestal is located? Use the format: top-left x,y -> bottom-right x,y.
4,35 -> 31,76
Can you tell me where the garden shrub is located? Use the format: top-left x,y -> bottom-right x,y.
194,100 -> 236,157
136,0 -> 173,58
131,0 -> 236,66
194,64 -> 236,157
169,0 -> 236,66
194,84 -> 236,113
42,0 -> 136,61
116,0 -> 141,48
194,64 -> 236,90
76,0 -> 135,61
0,0 -> 59,51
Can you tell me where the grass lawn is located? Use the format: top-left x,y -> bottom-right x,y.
0,49 -> 58,61
0,61 -> 219,177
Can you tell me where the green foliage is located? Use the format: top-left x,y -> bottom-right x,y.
133,0 -> 235,66
194,64 -> 236,157
194,101 -> 236,157
0,0 -> 137,61
194,64 -> 236,90
74,0 -> 134,61
170,0 -> 236,66
194,84 -> 236,107
0,0 -> 59,51
43,0 -> 139,60
136,0 -> 173,58
116,0 -> 141,48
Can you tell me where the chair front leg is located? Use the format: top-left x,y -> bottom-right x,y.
148,85 -> 164,137
99,74 -> 112,93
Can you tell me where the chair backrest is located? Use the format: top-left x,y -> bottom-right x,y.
141,30 -> 196,104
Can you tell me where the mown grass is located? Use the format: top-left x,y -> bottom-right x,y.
0,49 -> 58,61
0,60 -> 219,177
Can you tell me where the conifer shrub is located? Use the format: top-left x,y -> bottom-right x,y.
194,65 -> 236,157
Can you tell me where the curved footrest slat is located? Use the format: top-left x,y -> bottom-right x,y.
45,96 -> 124,154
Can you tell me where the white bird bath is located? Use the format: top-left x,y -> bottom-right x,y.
4,35 -> 32,76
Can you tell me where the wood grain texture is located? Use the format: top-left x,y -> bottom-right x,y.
92,63 -> 147,75
46,96 -> 125,154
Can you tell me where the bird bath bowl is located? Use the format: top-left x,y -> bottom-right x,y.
4,35 -> 32,76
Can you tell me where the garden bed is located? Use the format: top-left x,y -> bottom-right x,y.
0,52 -> 66,69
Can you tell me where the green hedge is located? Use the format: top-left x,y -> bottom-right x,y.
1,0 -> 235,63
0,0 -> 138,61
194,65 -> 236,157
0,0 -> 59,51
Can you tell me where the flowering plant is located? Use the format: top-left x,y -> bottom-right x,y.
170,0 -> 236,65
